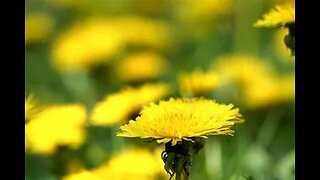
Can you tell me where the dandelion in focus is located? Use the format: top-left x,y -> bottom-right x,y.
116,52 -> 168,82
91,83 -> 170,126
117,98 -> 243,179
254,3 -> 295,55
178,69 -> 220,97
25,104 -> 87,154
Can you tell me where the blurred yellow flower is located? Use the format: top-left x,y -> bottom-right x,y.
116,52 -> 168,82
93,149 -> 167,180
274,28 -> 292,60
211,55 -> 274,88
62,149 -> 167,180
62,170 -> 101,180
91,83 -> 170,126
178,69 -> 220,97
25,104 -> 87,154
242,74 -> 295,108
25,13 -> 55,44
117,98 -> 243,146
254,3 -> 295,27
51,19 -> 124,72
115,16 -> 172,50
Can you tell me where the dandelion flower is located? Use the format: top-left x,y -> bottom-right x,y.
254,4 -> 294,27
178,69 -> 220,97
117,98 -> 243,178
91,83 -> 170,126
25,13 -> 55,44
254,3 -> 295,55
117,98 -> 243,146
116,52 -> 168,82
25,104 -> 87,154
51,19 -> 124,72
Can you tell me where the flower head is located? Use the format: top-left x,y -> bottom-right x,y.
178,69 -> 220,97
117,98 -> 243,146
91,83 -> 170,126
254,4 -> 295,28
25,104 -> 87,154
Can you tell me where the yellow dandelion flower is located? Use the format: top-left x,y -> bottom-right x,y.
116,52 -> 168,82
117,98 -> 243,146
91,83 -> 170,126
115,16 -> 172,49
25,104 -> 87,154
178,69 -> 220,97
242,74 -> 295,108
25,13 -> 55,44
254,4 -> 295,27
51,19 -> 124,72
211,55 -> 274,88
92,149 -> 167,180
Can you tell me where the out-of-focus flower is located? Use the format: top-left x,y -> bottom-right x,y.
91,83 -> 170,126
178,69 -> 220,97
62,170 -> 101,180
25,13 -> 55,44
51,19 -> 124,72
116,52 -> 168,82
62,149 -> 167,180
254,4 -> 294,28
117,98 -> 243,146
211,55 -> 274,88
115,16 -> 172,50
242,74 -> 295,108
25,104 -> 87,154
93,149 -> 167,180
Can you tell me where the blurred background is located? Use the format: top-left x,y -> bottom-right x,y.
25,0 -> 295,179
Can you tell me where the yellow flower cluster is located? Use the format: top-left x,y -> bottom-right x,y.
26,104 -> 87,154
51,17 -> 172,72
117,98 -> 243,146
91,83 -> 170,126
